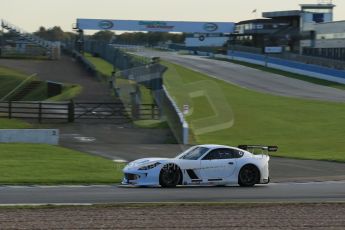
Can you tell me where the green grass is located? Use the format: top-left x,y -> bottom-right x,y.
0,65 -> 81,102
0,66 -> 28,99
21,82 -> 48,101
128,53 -> 151,65
162,61 -> 345,162
134,120 -> 169,129
0,144 -> 124,185
214,57 -> 345,91
84,53 -> 154,104
47,84 -> 82,101
84,53 -> 114,77
0,119 -> 32,129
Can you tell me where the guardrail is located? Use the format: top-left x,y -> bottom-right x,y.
0,129 -> 59,145
154,86 -> 189,145
223,51 -> 345,84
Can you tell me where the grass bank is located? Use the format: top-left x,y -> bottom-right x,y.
0,144 -> 123,185
0,66 -> 28,99
162,61 -> 345,162
48,84 -> 82,101
84,53 -> 154,104
0,65 -> 82,101
0,65 -> 82,128
84,53 -> 114,78
0,119 -> 32,129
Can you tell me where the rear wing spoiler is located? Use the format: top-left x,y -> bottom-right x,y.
238,145 -> 278,152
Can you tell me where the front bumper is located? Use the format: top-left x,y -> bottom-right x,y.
122,168 -> 160,186
260,177 -> 270,184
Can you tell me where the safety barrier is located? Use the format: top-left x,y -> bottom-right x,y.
154,86 -> 189,145
0,129 -> 59,145
224,51 -> 345,84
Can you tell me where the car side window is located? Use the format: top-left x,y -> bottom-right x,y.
233,149 -> 244,158
202,149 -> 220,160
202,148 -> 235,160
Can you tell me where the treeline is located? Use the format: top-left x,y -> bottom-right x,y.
33,26 -> 185,45
34,26 -> 76,41
2,26 -> 185,45
90,30 -> 185,45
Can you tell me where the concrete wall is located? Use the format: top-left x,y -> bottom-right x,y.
224,51 -> 345,84
0,129 -> 59,145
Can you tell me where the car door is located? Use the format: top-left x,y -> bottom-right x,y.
200,148 -> 237,180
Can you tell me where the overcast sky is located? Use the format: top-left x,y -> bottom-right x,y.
1,0 -> 343,33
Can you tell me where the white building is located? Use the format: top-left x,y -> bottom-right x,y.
299,3 -> 345,60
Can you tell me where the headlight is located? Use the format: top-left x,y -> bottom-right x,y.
138,162 -> 161,170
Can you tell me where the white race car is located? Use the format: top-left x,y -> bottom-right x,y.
122,144 -> 277,187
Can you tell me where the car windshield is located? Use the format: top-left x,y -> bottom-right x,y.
178,147 -> 209,160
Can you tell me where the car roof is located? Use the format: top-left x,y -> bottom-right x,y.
197,144 -> 237,150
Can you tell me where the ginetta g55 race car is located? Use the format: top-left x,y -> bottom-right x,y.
122,144 -> 278,187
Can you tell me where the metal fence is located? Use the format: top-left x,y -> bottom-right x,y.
0,101 -> 69,123
84,40 -> 150,70
275,52 -> 345,70
303,47 -> 345,62
0,101 -> 159,123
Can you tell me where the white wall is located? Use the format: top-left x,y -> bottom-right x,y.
0,129 -> 59,145
301,21 -> 345,49
185,37 -> 228,47
314,39 -> 345,48
315,21 -> 345,33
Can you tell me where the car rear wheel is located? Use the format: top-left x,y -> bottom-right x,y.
238,165 -> 260,187
159,164 -> 181,188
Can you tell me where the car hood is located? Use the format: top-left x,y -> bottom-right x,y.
126,158 -> 170,168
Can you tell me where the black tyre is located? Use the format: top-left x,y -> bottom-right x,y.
238,165 -> 260,187
159,164 -> 181,188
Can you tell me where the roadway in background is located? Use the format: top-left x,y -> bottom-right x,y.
135,49 -> 345,102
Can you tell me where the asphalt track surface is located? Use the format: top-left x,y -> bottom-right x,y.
0,181 -> 345,204
136,49 -> 345,102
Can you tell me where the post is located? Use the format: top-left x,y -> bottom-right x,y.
265,53 -> 269,68
8,101 -> 12,119
151,104 -> 155,119
38,102 -> 42,123
130,92 -> 139,120
68,100 -> 75,122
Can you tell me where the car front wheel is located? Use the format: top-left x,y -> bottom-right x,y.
159,164 -> 181,188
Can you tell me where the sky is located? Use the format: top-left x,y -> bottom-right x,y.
0,0 -> 344,33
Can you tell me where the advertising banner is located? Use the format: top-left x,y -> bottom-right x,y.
76,19 -> 235,33
264,46 -> 283,54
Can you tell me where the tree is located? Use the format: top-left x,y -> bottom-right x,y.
34,26 -> 73,41
91,31 -> 115,42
